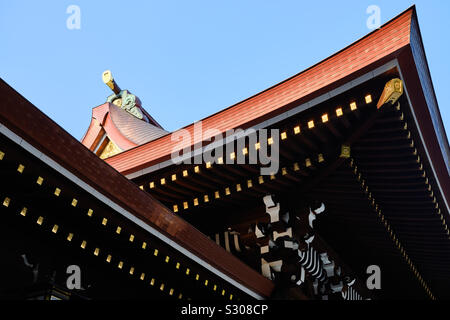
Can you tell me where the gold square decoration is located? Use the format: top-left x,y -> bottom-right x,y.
36,176 -> 44,185
340,145 -> 351,158
17,164 -> 25,173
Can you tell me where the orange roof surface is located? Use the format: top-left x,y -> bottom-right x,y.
105,8 -> 414,175
82,103 -> 168,151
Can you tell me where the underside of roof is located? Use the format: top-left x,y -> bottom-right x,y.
132,66 -> 450,299
104,5 -> 448,214
117,6 -> 449,299
0,79 -> 274,299
0,5 -> 448,300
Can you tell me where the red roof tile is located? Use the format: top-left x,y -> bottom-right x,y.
81,103 -> 168,153
105,8 -> 414,175
109,104 -> 168,146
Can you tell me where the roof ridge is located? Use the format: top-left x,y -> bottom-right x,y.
105,6 -> 415,174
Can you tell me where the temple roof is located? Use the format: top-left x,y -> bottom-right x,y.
81,103 -> 168,156
1,5 -> 449,300
95,6 -> 450,299
109,104 -> 168,146
104,6 -> 449,207
0,78 -> 273,299
104,7 -> 417,175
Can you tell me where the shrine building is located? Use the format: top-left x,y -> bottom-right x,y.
0,6 -> 448,300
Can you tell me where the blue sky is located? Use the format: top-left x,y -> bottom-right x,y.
1,1 -> 449,141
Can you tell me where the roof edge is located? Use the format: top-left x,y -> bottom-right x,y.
104,6 -> 415,174
409,7 -> 450,174
0,78 -> 275,298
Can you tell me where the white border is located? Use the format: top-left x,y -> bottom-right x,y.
0,123 -> 265,300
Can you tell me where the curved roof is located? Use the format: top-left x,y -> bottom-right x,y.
105,7 -> 417,175
109,104 -> 168,146
0,78 -> 274,298
81,103 -> 168,155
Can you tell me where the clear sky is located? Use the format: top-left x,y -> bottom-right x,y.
1,1 -> 449,141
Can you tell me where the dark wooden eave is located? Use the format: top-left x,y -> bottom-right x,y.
0,78 -> 274,299
131,67 -> 449,299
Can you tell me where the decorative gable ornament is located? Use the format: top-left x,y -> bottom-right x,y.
102,70 -> 145,120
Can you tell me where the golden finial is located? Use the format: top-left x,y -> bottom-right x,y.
102,70 -> 121,94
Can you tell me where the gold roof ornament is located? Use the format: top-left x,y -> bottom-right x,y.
340,144 -> 351,158
102,70 -> 145,120
377,78 -> 404,109
102,70 -> 121,94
